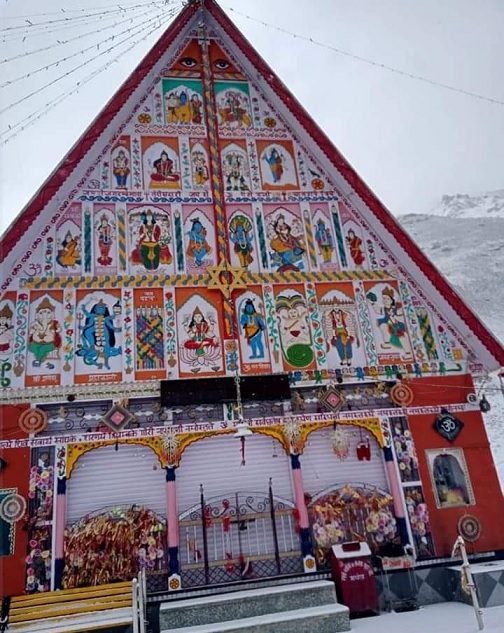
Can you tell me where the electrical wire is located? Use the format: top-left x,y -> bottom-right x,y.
0,4 -> 162,64
0,0 -> 164,20
0,5 -> 165,87
0,10 -> 168,118
0,2 -> 162,33
0,4 -> 182,144
226,6 -> 504,108
0,4 -> 167,43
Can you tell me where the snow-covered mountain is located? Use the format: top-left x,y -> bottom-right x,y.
429,189 -> 504,219
399,199 -> 504,489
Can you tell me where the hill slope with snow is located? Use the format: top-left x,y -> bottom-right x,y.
428,190 -> 504,219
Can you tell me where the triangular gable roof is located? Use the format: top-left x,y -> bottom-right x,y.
1,0 -> 503,372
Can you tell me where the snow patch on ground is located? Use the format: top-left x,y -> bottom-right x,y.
352,603 -> 503,633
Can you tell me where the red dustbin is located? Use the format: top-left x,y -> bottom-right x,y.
330,541 -> 379,615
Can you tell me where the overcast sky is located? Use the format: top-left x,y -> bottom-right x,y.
1,0 -> 504,235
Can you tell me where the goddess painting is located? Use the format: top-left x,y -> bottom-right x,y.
148,150 -> 180,189
76,299 -> 122,370
131,210 -> 172,271
346,229 -> 365,267
0,304 -> 14,354
96,215 -> 114,267
191,150 -> 209,187
269,214 -> 306,272
183,306 -> 219,356
217,89 -> 252,128
56,231 -> 81,269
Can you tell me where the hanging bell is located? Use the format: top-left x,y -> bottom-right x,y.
479,395 -> 491,413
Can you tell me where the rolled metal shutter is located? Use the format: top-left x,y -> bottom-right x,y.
66,443 -> 166,524
176,434 -> 294,513
300,427 -> 389,497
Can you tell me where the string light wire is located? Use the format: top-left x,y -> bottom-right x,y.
0,10 -> 169,118
0,5 -> 166,88
0,0 -> 164,20
0,4 -> 164,64
227,6 -> 504,108
0,4 -> 182,144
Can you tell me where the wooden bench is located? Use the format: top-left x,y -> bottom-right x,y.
5,573 -> 146,633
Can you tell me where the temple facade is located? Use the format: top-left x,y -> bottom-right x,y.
1,0 -> 503,598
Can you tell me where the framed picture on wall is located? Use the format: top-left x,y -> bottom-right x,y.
426,448 -> 475,509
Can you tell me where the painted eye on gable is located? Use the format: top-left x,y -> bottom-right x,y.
180,57 -> 198,68
214,59 -> 230,70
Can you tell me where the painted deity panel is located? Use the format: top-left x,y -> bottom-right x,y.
141,137 -> 181,190
55,204 -> 82,275
190,140 -> 210,189
182,205 -> 216,272
133,288 -> 165,380
93,205 -> 118,273
0,294 -> 15,358
235,287 -> 271,373
128,205 -> 174,274
310,205 -> 339,271
215,81 -> 252,130
162,78 -> 204,125
226,205 -> 259,272
317,283 -> 366,369
25,291 -> 63,388
426,448 -> 475,509
264,204 -> 307,272
257,140 -> 299,191
273,285 -> 315,371
364,281 -> 414,363
176,289 -> 224,377
221,140 -> 251,192
338,201 -> 367,269
110,136 -> 132,190
74,290 -> 123,384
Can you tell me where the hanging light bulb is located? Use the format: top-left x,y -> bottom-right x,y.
234,422 -> 252,466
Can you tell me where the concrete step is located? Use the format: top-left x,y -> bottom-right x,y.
160,580 -> 337,630
162,603 -> 350,633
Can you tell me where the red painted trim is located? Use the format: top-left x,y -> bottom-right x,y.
1,0 -> 503,367
0,1 -> 198,264
207,0 -> 504,367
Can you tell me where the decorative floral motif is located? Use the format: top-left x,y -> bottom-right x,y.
13,292 -> 29,377
25,526 -> 52,593
138,113 -> 152,124
391,416 -> 419,482
264,116 -> 276,128
63,289 -> 75,371
404,486 -> 434,557
123,290 -> 133,374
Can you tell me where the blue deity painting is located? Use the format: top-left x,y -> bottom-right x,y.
76,298 -> 122,370
239,298 -> 266,360
186,217 -> 212,269
229,214 -> 254,269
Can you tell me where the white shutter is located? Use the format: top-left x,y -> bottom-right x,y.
300,427 -> 389,498
66,444 -> 166,524
176,434 -> 293,513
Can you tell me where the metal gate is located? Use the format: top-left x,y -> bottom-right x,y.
179,480 -> 303,587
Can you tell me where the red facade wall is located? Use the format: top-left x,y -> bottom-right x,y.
0,404 -> 30,596
406,375 -> 504,556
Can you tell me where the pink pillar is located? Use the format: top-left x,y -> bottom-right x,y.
53,477 -> 67,589
166,478 -> 179,547
291,466 -> 309,528
385,460 -> 405,518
